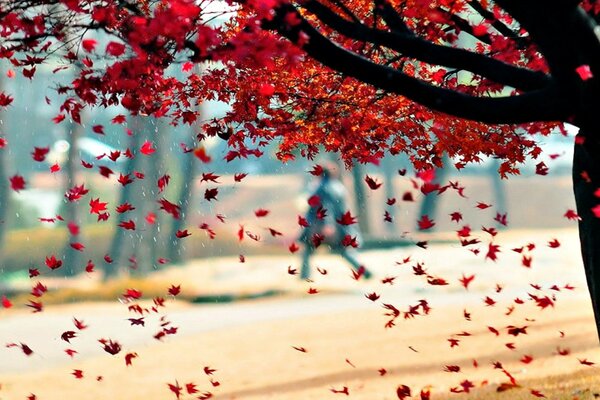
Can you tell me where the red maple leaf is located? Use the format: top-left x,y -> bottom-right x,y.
443,365 -> 460,372
168,285 -> 181,296
484,296 -> 496,306
9,175 -> 25,192
365,292 -> 380,301
140,140 -> 156,155
175,229 -> 191,238
535,162 -> 549,175
476,202 -> 491,209
396,384 -> 411,399
254,208 -> 269,217
72,369 -> 84,379
69,221 -> 80,235
485,243 -> 501,261
158,198 -> 181,219
203,366 -> 217,375
459,274 -> 475,290
125,352 -> 138,366
45,254 -> 63,270
530,389 -> 546,398
168,381 -> 183,399
194,147 -> 212,163
417,215 -> 435,230
31,146 -> 49,162
89,198 -> 108,214
564,209 -> 581,221
578,358 -> 595,366
1,295 -> 12,308
336,211 -> 357,225
200,172 -> 219,183
204,188 -> 218,201
0,92 -> 14,107
234,173 -> 248,182
330,386 -> 349,395
364,175 -> 382,190
520,354 -> 534,364
99,338 -> 122,355
118,220 -> 136,230
73,318 -> 88,330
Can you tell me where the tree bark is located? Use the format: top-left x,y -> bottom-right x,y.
573,130 -> 600,342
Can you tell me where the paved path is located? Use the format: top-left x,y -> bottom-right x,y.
0,228 -> 589,376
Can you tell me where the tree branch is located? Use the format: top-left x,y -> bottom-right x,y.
266,4 -> 570,124
373,0 -> 412,34
300,0 -> 551,92
441,9 -> 492,44
466,0 -> 523,41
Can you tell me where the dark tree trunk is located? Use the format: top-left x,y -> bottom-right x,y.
573,130 -> 600,342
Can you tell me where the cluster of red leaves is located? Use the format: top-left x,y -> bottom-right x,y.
0,0 -> 564,173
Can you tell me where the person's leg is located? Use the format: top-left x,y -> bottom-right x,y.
300,244 -> 313,279
340,248 -> 372,279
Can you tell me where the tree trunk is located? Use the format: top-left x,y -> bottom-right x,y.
382,155 -> 397,235
105,120 -> 141,280
133,117 -> 161,276
573,131 -> 600,342
418,154 -> 450,231
0,139 -> 8,262
61,120 -> 84,276
167,138 -> 195,264
351,163 -> 371,236
490,159 -> 508,229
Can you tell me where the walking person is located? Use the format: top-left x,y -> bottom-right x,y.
299,163 -> 372,280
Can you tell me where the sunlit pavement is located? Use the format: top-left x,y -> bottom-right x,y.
0,228 -> 588,377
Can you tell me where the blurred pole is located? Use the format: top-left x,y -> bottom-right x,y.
351,162 -> 371,236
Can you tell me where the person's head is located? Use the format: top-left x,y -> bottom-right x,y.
321,162 -> 341,180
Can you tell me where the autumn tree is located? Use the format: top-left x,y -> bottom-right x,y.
2,0 -> 600,338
